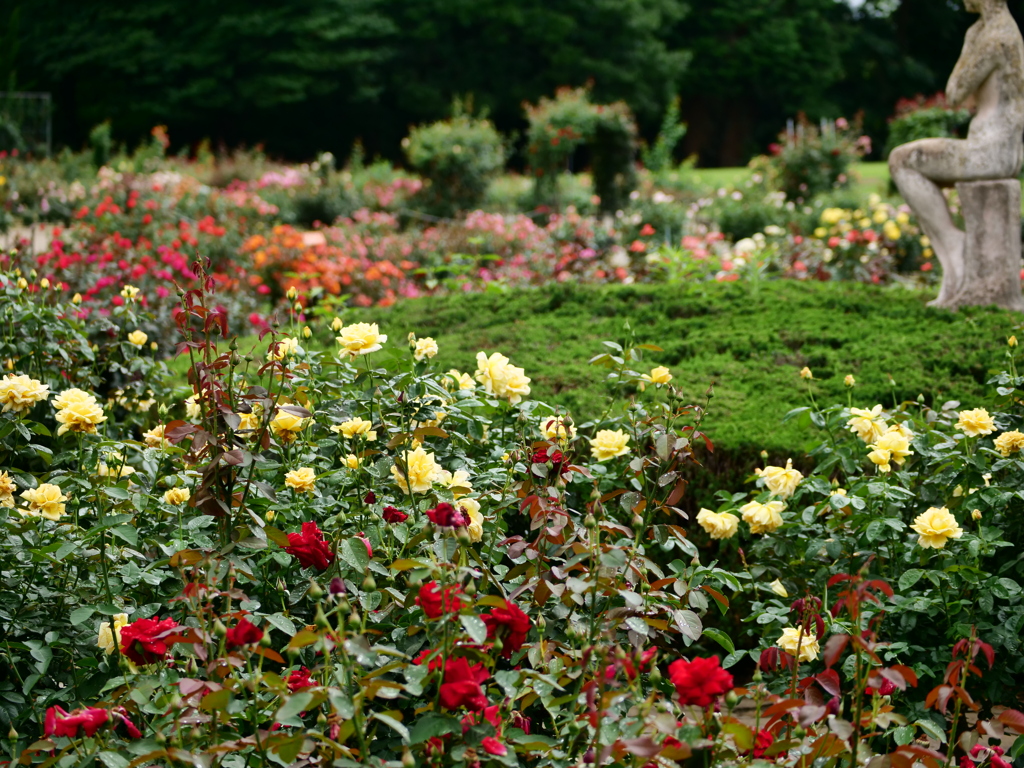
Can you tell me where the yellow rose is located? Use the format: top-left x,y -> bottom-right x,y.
911,507 -> 964,549
844,375 -> 856,388
641,366 -> 673,387
267,337 -> 301,361
72,293 -> 82,304
883,221 -> 901,241
120,285 -> 140,300
344,454 -> 362,470
696,508 -> 739,540
770,579 -> 789,597
391,446 -> 442,494
285,467 -> 317,493
1009,335 -> 1018,348
0,470 -> 17,507
143,424 -> 170,448
799,367 -> 813,380
896,212 -> 910,226
56,399 -> 107,436
437,468 -> 473,498
21,483 -> 69,521
867,427 -> 913,473
0,374 -> 50,414
590,429 -> 630,461
872,209 -> 888,224
332,417 -> 376,441
330,317 -> 344,332
740,500 -> 785,534
956,408 -> 996,438
185,395 -> 202,420
540,416 -> 576,442
163,487 -> 190,505
127,330 -> 148,347
758,458 -> 803,499
474,351 -> 531,404
444,369 -> 476,391
413,337 -> 439,361
337,322 -> 387,356
972,509 -> 983,520
286,286 -> 299,301
97,613 -> 129,655
814,227 -> 828,238
52,389 -> 96,411
847,405 -> 887,444
994,430 -> 1024,457
270,409 -> 309,443
776,626 -> 820,662
460,498 -> 484,542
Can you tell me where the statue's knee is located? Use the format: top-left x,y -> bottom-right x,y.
889,145 -> 911,173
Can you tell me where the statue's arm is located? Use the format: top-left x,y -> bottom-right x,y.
947,31 -> 996,107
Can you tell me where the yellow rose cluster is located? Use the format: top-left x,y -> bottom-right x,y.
412,336 -> 439,361
740,500 -> 786,534
867,425 -> 914,474
54,388 -> 106,436
271,407 -> 311,443
777,626 -> 820,662
0,373 -> 50,414
267,337 -> 301,361
0,470 -> 16,508
474,351 -> 531,405
696,508 -> 739,539
285,467 -> 317,494
847,405 -> 887,444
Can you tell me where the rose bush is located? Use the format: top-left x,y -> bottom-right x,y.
2,269 -> 1024,767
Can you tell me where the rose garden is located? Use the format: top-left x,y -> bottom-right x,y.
3,2 -> 1024,767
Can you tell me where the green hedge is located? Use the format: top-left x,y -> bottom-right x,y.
361,281 -> 1018,499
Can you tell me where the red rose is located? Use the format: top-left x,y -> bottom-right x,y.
531,447 -> 566,478
606,646 -> 657,681
284,522 -> 334,571
482,601 -> 531,659
439,656 -> 490,711
382,505 -> 408,523
667,656 -> 734,707
416,581 -> 464,619
752,729 -> 773,758
864,678 -> 896,696
226,618 -> 263,648
426,502 -> 468,528
45,706 -> 109,738
112,707 -> 142,739
120,617 -> 181,665
482,737 -> 508,756
287,667 -> 316,692
640,224 -> 656,237
356,533 -> 373,558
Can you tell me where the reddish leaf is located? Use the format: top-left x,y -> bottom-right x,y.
996,709 -> 1024,733
815,669 -> 841,697
823,634 -> 850,669
253,646 -> 285,664
763,699 -> 806,719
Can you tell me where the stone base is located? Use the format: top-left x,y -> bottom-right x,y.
939,179 -> 1024,312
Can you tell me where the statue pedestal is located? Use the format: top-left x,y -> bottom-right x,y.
944,179 -> 1024,312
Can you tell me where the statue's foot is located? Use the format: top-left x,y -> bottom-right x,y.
928,229 -> 966,309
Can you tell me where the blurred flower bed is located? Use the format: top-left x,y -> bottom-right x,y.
0,131 -> 941,347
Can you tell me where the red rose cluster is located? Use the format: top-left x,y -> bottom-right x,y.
226,618 -> 263,649
667,656 -> 734,707
44,705 -> 142,740
439,656 -> 489,711
284,521 -> 334,571
119,617 -> 181,666
382,505 -> 408,523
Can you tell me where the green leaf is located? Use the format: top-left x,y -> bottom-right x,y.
69,607 -> 94,626
103,486 -> 130,500
702,627 -> 735,655
97,752 -> 130,768
674,609 -> 702,643
460,615 -> 487,644
339,537 -> 370,571
55,540 -> 79,561
373,713 -> 410,743
265,525 -> 291,548
276,692 -> 314,725
898,570 -> 924,591
894,725 -> 914,745
200,689 -> 232,712
263,613 -> 297,637
110,525 -> 138,546
915,719 -> 947,744
624,616 -> 648,636
409,713 -> 461,745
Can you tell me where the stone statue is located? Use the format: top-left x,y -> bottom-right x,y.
889,0 -> 1024,311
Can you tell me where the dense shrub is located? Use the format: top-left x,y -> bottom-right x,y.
754,115 -> 871,201
884,93 -> 971,159
524,87 -> 638,214
405,110 -> 506,218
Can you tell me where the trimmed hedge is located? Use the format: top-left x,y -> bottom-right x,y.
362,281 -> 1018,501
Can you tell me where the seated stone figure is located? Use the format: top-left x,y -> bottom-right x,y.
889,0 -> 1024,310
